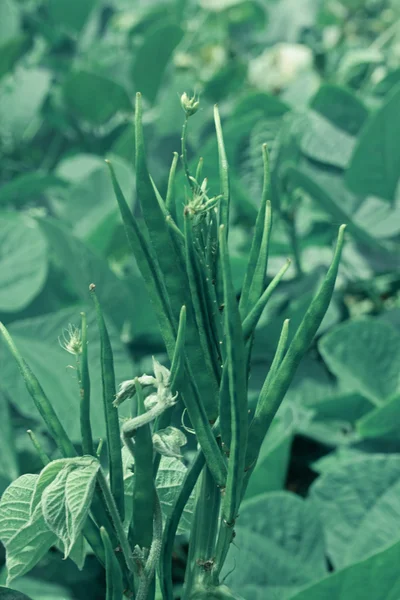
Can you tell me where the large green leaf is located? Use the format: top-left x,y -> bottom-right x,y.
346,84 -> 400,201
38,218 -> 157,340
0,0 -> 20,43
54,154 -> 135,253
319,318 -> 400,405
298,111 -> 356,169
290,538 -> 400,600
47,0 -> 96,34
132,21 -> 184,104
296,392 -> 374,447
223,492 -> 327,599
0,475 -> 56,584
357,393 -> 400,439
0,394 -> 18,490
0,213 -> 48,312
63,71 -> 132,125
310,454 -> 400,568
0,588 -> 33,600
310,84 -> 368,136
4,578 -> 74,600
0,306 -> 132,440
0,68 -> 50,150
40,457 -> 100,557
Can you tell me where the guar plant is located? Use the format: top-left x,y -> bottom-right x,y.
0,93 -> 345,600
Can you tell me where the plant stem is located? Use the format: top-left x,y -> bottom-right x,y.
181,116 -> 194,190
284,212 -> 303,278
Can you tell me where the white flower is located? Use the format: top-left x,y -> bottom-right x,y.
249,43 -> 313,92
59,324 -> 82,355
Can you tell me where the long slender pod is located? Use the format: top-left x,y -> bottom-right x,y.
239,145 -> 272,318
242,259 -> 291,341
26,430 -> 50,465
0,323 -> 77,458
166,151 -> 179,219
123,379 -> 155,552
246,225 -> 346,471
79,311 -> 94,456
136,492 -> 163,600
106,160 -> 176,356
213,226 -> 248,581
214,105 -> 230,230
100,527 -> 125,600
184,211 -> 221,384
90,286 -> 124,521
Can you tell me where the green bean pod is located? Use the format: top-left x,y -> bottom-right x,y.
242,258 -> 291,342
213,226 -> 248,578
90,286 -> 124,521
79,311 -> 94,456
166,151 -> 179,219
239,145 -> 272,318
100,527 -> 125,600
106,160 -> 176,357
0,323 -> 77,458
246,225 -> 346,470
26,430 -> 50,465
214,105 -> 230,230
184,211 -> 221,386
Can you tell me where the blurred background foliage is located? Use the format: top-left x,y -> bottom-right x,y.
1,0 -> 400,598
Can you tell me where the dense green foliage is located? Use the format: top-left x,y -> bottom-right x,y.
0,0 -> 400,599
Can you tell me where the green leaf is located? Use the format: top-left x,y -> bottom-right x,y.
0,394 -> 18,489
41,457 -> 100,556
38,218 -> 157,340
357,393 -> 400,439
346,84 -> 400,201
310,84 -> 368,136
0,307 -> 132,440
311,454 -> 400,568
0,36 -> 30,81
47,0 -> 96,34
0,68 -> 50,150
123,452 -> 194,535
0,475 -> 56,583
290,538 -> 400,600
223,492 -> 327,599
5,578 -> 74,600
54,154 -> 135,253
63,71 -> 132,125
297,392 -> 374,447
298,111 -> 356,168
0,587 -> 33,600
319,318 -> 400,405
0,0 -> 20,43
132,21 -> 184,104
0,173 -> 66,207
0,213 -> 48,312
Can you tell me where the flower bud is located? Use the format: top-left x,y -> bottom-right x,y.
180,92 -> 200,117
153,426 -> 187,459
